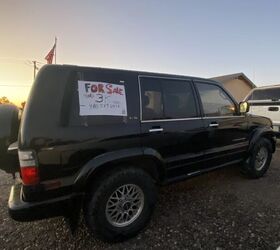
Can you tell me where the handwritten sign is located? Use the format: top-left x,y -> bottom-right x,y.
78,81 -> 127,116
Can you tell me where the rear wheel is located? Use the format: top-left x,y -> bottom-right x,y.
84,167 -> 157,242
242,138 -> 273,178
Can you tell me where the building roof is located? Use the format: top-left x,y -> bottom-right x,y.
252,84 -> 280,89
210,72 -> 256,89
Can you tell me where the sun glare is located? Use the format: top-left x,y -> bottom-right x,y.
0,60 -> 33,106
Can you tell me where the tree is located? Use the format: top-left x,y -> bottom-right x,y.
21,101 -> 26,110
0,96 -> 11,104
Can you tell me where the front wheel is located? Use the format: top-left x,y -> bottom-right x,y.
242,138 -> 273,178
84,167 -> 157,242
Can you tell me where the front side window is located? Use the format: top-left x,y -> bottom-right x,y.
140,77 -> 198,120
196,83 -> 236,117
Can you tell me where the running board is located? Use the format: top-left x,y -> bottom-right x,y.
165,159 -> 242,185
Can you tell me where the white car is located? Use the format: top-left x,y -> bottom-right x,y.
245,85 -> 280,132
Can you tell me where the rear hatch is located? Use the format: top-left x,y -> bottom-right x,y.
0,104 -> 20,174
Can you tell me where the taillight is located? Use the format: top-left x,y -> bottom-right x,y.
20,166 -> 39,185
18,150 -> 39,185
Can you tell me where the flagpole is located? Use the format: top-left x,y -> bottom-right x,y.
55,37 -> 57,64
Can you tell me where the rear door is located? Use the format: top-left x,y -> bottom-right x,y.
194,81 -> 249,168
139,76 -> 207,180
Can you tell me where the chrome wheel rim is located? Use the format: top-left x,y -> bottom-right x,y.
255,147 -> 268,171
105,184 -> 144,227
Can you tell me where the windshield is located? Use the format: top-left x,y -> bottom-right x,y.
246,88 -> 280,101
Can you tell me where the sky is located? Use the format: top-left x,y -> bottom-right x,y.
1,0 -> 280,105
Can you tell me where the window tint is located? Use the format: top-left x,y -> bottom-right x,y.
67,71 -> 126,127
161,79 -> 197,119
197,83 -> 236,117
140,78 -> 164,120
140,77 -> 197,120
246,88 -> 280,101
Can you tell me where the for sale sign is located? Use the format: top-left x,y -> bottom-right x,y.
78,80 -> 127,116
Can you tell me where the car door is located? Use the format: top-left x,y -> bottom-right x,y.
139,76 -> 207,180
194,80 -> 249,169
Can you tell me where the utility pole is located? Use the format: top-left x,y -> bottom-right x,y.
32,61 -> 38,80
55,37 -> 57,64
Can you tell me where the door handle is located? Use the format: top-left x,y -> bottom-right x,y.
149,128 -> 164,133
209,122 -> 219,128
268,107 -> 279,111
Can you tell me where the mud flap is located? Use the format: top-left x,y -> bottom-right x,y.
64,195 -> 84,234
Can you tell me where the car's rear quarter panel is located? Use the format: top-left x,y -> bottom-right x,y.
20,66 -> 141,183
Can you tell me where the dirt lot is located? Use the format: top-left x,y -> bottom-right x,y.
1,150 -> 280,250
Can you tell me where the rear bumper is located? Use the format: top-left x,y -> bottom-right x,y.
8,183 -> 83,222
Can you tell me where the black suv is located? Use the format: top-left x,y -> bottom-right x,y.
7,65 -> 277,242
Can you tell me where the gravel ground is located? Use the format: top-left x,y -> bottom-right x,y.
1,150 -> 280,250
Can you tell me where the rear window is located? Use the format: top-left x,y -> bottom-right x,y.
246,88 -> 280,101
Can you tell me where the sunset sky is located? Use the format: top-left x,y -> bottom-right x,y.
1,0 -> 280,105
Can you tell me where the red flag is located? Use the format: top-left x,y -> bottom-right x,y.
44,43 -> 56,64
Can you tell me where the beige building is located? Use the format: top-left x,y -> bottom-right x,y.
211,73 -> 256,102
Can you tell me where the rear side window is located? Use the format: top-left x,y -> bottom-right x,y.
67,71 -> 127,127
196,82 -> 236,117
246,88 -> 280,101
140,77 -> 198,120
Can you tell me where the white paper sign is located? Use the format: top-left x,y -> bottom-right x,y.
78,80 -> 127,116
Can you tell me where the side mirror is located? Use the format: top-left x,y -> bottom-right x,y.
239,101 -> 249,114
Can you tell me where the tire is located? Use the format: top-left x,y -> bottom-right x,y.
84,167 -> 157,242
242,137 -> 273,178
